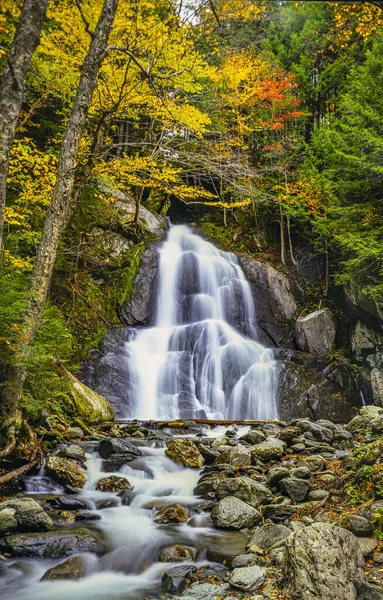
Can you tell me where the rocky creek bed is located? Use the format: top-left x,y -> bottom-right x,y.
1,409 -> 383,599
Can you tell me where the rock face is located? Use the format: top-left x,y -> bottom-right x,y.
45,456 -> 86,488
371,368 -> 383,407
239,256 -> 301,347
211,496 -> 261,529
165,438 -> 204,468
119,244 -> 161,326
295,309 -> 336,356
282,523 -> 366,600
0,528 -> 105,558
0,498 -> 53,532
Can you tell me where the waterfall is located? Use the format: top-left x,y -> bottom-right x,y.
125,225 -> 278,420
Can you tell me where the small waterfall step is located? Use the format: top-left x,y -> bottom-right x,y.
124,224 -> 278,421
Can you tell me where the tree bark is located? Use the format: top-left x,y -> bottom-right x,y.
1,0 -> 119,417
287,215 -> 297,267
280,204 -> 286,265
0,0 -> 48,253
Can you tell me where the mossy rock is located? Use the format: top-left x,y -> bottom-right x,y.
165,438 -> 204,468
46,456 -> 86,488
95,475 -> 131,492
59,365 -> 114,425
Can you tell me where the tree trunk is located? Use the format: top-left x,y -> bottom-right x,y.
134,186 -> 144,224
280,205 -> 286,265
0,0 -> 47,253
1,0 -> 118,417
287,215 -> 297,267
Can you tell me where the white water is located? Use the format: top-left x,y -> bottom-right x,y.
125,224 -> 278,420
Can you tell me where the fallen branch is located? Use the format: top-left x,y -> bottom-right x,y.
114,418 -> 286,427
0,426 -> 16,458
0,451 -> 40,488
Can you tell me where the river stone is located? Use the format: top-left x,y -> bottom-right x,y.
59,445 -> 85,461
220,444 -> 251,466
194,474 -> 223,499
248,524 -> 291,552
232,554 -> 257,568
300,455 -> 326,472
345,415 -> 371,435
230,565 -> 265,593
295,309 -> 336,356
280,477 -> 310,502
282,523 -> 366,600
267,466 -> 290,488
46,456 -> 85,488
198,444 -> 220,465
41,555 -> 88,580
0,509 -> 17,534
181,583 -> 229,599
165,438 -> 204,468
98,438 -> 142,459
290,466 -> 311,479
158,545 -> 196,562
211,436 -> 229,448
154,504 -> 189,524
240,430 -> 266,445
309,489 -> 328,501
162,565 -> 197,593
66,427 -> 84,440
216,477 -> 272,508
51,497 -> 89,511
277,426 -> 301,444
262,504 -> 297,522
0,527 -> 105,558
211,496 -> 260,530
251,438 -> 286,462
296,420 -> 334,443
206,530 -> 249,566
336,515 -> 374,537
356,582 -> 383,600
358,537 -> 378,557
0,498 -> 53,532
95,475 -> 131,492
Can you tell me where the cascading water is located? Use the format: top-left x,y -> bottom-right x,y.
125,225 -> 278,420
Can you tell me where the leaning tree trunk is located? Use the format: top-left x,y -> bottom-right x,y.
1,0 -> 119,418
0,0 -> 48,253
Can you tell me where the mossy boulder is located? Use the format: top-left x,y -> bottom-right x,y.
60,365 -> 114,425
154,504 -> 189,524
46,456 -> 86,488
0,498 -> 53,532
0,528 -> 105,558
41,555 -> 89,581
95,475 -> 131,492
165,438 -> 204,468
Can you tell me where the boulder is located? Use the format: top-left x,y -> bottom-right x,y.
41,555 -> 89,581
162,565 -> 196,594
181,582 -> 229,599
351,322 -> 383,369
154,504 -> 189,524
216,477 -> 272,508
206,530 -> 250,566
158,545 -> 196,562
46,456 -> 86,488
95,475 -> 131,492
358,537 -> 378,557
59,445 -> 85,461
239,256 -> 300,347
240,429 -> 266,445
0,527 -> 105,558
282,523 -> 366,600
251,438 -> 286,462
98,437 -> 142,460
248,524 -> 291,552
218,444 -> 251,467
230,565 -> 265,593
194,473 -> 222,499
60,365 -> 114,425
279,477 -> 310,502
165,438 -> 204,468
267,466 -> 290,488
211,496 -> 260,530
295,309 -> 336,356
336,515 -> 374,537
0,498 -> 52,532
372,369 -> 383,407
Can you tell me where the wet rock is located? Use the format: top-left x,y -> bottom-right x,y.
230,565 -> 265,593
358,537 -> 378,557
75,510 -> 101,522
248,524 -> 291,552
41,555 -> 88,580
240,430 -> 266,445
50,497 -> 89,511
261,504 -> 297,522
158,545 -> 196,562
154,504 -> 189,524
0,498 -> 53,532
216,477 -> 272,508
165,438 -> 204,468
95,475 -> 131,492
198,444 -> 220,465
282,523 -> 366,600
217,444 -> 251,467
211,496 -> 260,530
46,456 -> 85,488
206,530 -> 249,566
102,454 -> 138,471
0,527 -> 105,558
98,438 -> 142,460
279,477 -> 310,502
194,474 -> 223,499
295,309 -> 336,356
336,515 -> 374,537
162,565 -> 197,593
59,445 -> 85,461
0,509 -> 17,534
250,438 -> 286,462
62,366 -> 114,425
118,488 -> 134,506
